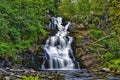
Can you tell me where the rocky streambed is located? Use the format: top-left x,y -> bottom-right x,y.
0,68 -> 120,80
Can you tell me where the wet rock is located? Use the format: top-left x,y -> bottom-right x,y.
82,72 -> 91,77
74,73 -> 83,77
5,56 -> 14,67
101,68 -> 110,72
21,49 -> 43,70
47,75 -> 54,79
0,56 -> 5,67
69,23 -> 77,29
0,56 -> 14,68
4,76 -> 10,80
107,76 -> 120,80
14,75 -> 22,78
92,78 -> 107,80
0,68 -> 11,76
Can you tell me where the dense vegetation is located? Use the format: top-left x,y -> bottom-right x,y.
0,0 -> 120,70
0,0 -> 56,56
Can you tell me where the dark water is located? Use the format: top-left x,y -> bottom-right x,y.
42,69 -> 120,80
62,70 -> 120,80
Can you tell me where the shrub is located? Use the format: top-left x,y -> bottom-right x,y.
102,52 -> 114,61
0,42 -> 16,56
90,29 -> 104,39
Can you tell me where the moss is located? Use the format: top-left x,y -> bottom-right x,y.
22,75 -> 39,80
75,35 -> 82,40
103,59 -> 120,71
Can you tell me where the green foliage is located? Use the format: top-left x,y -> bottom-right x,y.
0,42 -> 16,56
9,27 -> 21,43
22,75 -> 40,80
100,36 -> 120,58
58,0 -> 76,19
58,0 -> 91,17
57,0 -> 106,22
89,29 -> 104,39
103,59 -> 120,71
0,0 -> 57,56
102,52 -> 114,61
87,24 -> 96,29
14,40 -> 32,51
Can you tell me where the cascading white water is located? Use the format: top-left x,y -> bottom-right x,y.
41,17 -> 79,70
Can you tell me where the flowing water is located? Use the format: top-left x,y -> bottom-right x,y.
41,17 -> 79,70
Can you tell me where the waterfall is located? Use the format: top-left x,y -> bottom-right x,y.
41,17 -> 79,70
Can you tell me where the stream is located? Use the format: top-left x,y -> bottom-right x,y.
41,69 -> 120,80
0,68 -> 120,80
